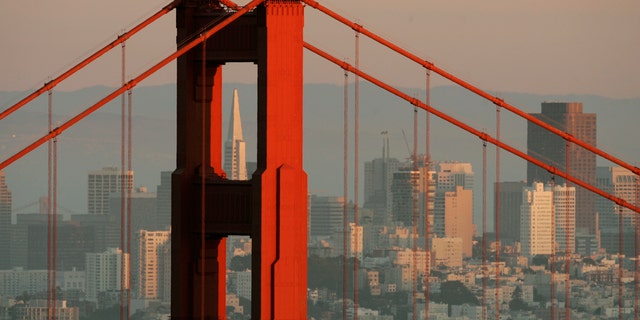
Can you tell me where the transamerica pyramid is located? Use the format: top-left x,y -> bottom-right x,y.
223,88 -> 248,180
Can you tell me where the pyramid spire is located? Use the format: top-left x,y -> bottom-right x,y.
223,89 -> 248,180
227,88 -> 244,142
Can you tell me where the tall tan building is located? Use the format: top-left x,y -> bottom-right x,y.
527,102 -> 596,234
431,237 -> 463,268
135,229 -> 170,299
445,186 -> 474,257
433,162 -> 474,256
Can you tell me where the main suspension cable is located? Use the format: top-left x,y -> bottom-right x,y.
0,0 -> 266,172
302,0 -> 640,178
0,0 -> 179,122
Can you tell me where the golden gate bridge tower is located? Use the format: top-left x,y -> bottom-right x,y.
171,1 -> 307,318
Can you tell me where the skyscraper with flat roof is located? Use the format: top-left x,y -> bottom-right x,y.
597,166 -> 639,255
224,89 -> 248,180
87,167 -> 133,215
85,248 -> 129,302
495,181 -> 526,245
134,229 -> 170,299
527,102 -> 596,234
0,171 -> 11,269
520,182 -> 576,256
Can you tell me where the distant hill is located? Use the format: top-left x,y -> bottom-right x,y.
1,83 -> 638,229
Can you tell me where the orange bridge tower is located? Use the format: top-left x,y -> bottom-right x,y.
171,1 -> 307,318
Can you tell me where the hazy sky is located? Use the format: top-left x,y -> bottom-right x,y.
1,0 -> 639,98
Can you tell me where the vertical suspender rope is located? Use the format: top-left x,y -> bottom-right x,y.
495,105 -> 501,320
127,89 -> 133,320
424,69 -> 431,319
636,172 -> 639,320
550,175 -> 556,320
47,89 -> 53,320
353,31 -> 360,320
200,35 -> 207,320
565,142 -> 571,319
120,40 -> 127,320
342,70 -> 349,320
410,108 -> 418,320
52,133 -> 58,320
482,139 -> 487,320
619,205 -> 624,320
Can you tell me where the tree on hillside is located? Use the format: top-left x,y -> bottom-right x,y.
431,281 -> 478,305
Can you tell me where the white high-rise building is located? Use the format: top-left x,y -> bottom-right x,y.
520,182 -> 576,256
521,183 -> 553,256
88,167 -> 133,215
554,184 -> 576,254
85,248 -> 130,302
435,162 -> 474,191
223,89 -> 248,181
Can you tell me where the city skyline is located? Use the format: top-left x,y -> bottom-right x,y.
1,90 -> 637,227
0,1 -> 638,318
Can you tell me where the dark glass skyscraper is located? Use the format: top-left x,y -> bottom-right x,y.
527,102 -> 597,234
0,171 -> 11,269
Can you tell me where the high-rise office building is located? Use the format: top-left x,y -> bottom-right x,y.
364,154 -> 401,226
0,171 -> 12,269
88,167 -> 133,215
495,181 -> 526,245
156,171 -> 172,230
309,195 -> 345,238
85,248 -> 130,302
134,229 -> 171,299
433,186 -> 474,257
597,166 -> 639,255
520,182 -> 576,256
520,183 -> 554,256
554,184 -> 576,254
109,187 -> 157,233
433,162 -> 474,257
527,102 -> 596,234
392,168 -> 420,228
435,162 -> 474,191
223,89 -> 248,181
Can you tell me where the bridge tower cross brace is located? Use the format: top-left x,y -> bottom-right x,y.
171,1 -> 307,319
